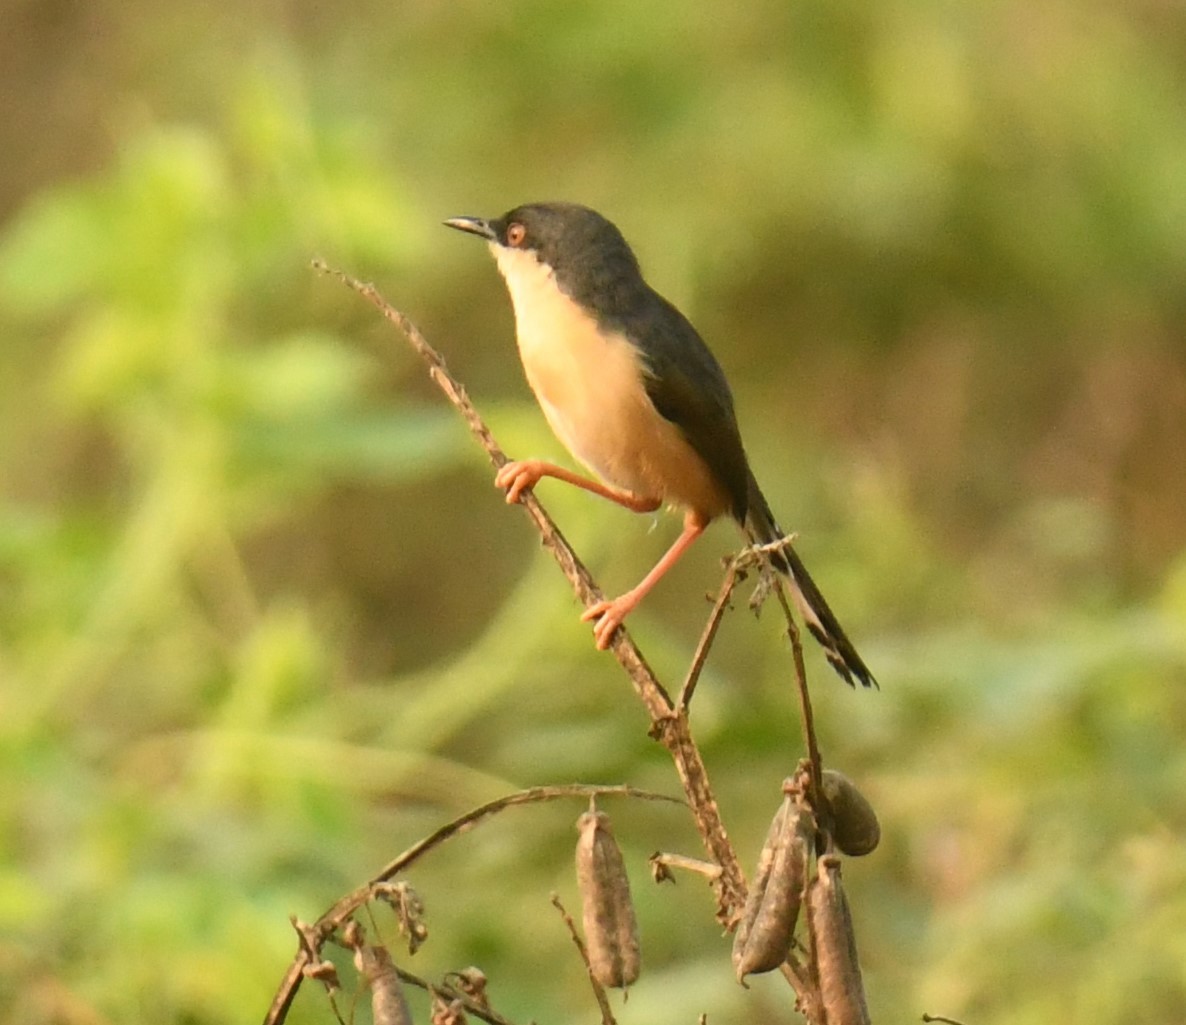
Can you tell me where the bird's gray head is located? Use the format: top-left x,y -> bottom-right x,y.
444,202 -> 643,312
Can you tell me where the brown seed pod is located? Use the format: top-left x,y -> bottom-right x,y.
807,854 -> 870,1025
821,770 -> 881,857
353,943 -> 414,1025
575,809 -> 641,988
731,784 -> 814,981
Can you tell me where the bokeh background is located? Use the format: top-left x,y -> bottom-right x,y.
3,0 -> 1186,1022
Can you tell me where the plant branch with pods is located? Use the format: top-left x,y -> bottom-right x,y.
260,264 -> 884,1025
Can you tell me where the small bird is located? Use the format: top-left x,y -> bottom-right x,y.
445,203 -> 875,688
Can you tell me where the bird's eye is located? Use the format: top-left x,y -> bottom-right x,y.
506,223 -> 527,247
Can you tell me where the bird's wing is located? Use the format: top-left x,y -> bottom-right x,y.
628,291 -> 752,521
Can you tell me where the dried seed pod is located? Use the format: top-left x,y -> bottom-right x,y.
807,854 -> 869,1025
732,785 -> 814,981
821,770 -> 880,857
354,943 -> 414,1025
575,809 -> 641,988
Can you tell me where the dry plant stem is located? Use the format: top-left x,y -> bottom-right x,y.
327,993 -> 347,1025
651,852 -> 724,882
771,579 -> 824,810
922,1017 -> 969,1025
680,535 -> 825,823
551,894 -> 618,1025
396,965 -> 518,1025
264,784 -> 673,1025
781,959 -> 822,1019
312,261 -> 747,911
677,557 -> 747,711
305,265 -> 834,1022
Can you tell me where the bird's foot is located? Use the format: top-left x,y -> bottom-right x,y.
581,592 -> 642,650
494,459 -> 548,504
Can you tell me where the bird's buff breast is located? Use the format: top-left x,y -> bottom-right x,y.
492,245 -> 729,518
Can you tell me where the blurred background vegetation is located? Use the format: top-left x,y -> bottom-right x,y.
3,0 -> 1186,1022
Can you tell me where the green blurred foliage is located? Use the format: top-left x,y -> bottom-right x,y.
1,0 -> 1185,1023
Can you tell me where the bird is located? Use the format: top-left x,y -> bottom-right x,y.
444,202 -> 875,688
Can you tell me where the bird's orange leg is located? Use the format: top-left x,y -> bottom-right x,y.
581,509 -> 708,649
495,459 -> 661,514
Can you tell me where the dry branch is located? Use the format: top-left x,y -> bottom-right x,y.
263,784 -> 676,1025
310,261 -> 747,913
268,264 -> 850,1025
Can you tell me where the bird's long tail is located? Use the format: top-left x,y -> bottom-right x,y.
743,480 -> 876,689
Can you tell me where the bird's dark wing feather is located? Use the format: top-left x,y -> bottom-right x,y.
614,288 -> 877,689
619,290 -> 752,522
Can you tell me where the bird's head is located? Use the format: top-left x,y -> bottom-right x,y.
445,202 -> 641,308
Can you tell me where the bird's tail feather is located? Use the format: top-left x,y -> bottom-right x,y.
744,483 -> 876,689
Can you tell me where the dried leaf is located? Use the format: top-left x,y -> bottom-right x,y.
430,994 -> 466,1025
374,881 -> 429,954
443,966 -> 488,1010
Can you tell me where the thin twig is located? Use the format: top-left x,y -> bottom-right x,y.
694,533 -> 824,810
310,261 -> 655,689
677,557 -> 747,712
649,851 -> 724,883
393,965 -> 518,1025
551,893 -> 618,1025
770,579 -> 823,812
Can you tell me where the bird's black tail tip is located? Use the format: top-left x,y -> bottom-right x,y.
804,621 -> 878,690
777,547 -> 878,690
742,500 -> 877,689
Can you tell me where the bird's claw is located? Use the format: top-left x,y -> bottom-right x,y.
494,459 -> 544,504
581,596 -> 637,650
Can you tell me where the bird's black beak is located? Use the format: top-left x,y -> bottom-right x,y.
443,216 -> 497,241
